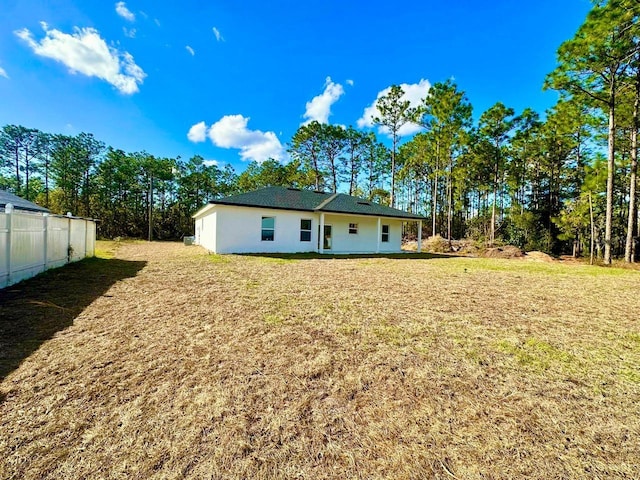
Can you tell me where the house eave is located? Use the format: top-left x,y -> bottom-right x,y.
193,201 -> 426,221
318,209 -> 426,221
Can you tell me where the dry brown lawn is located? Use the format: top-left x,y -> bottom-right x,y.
1,241 -> 639,479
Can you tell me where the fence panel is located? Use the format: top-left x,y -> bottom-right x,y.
0,214 -> 8,287
9,213 -> 46,286
0,210 -> 96,289
47,216 -> 70,269
86,220 -> 96,257
69,218 -> 87,262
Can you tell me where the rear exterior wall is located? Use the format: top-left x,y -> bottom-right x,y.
194,205 -> 405,254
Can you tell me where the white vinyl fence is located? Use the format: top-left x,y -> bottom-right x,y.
0,206 -> 96,289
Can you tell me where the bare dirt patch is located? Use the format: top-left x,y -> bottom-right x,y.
483,245 -> 525,259
1,242 -> 639,479
525,250 -> 556,262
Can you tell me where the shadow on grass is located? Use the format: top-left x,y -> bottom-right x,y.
238,251 -> 457,260
0,257 -> 146,383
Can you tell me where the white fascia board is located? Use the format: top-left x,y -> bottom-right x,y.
321,211 -> 419,221
192,203 -> 217,219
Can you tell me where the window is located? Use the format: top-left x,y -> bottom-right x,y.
261,216 -> 275,241
381,224 -> 389,242
349,223 -> 358,234
300,219 -> 312,242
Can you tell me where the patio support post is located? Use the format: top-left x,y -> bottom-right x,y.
418,220 -> 422,253
319,212 -> 325,254
376,217 -> 381,254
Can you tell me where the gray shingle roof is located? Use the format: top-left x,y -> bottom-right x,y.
208,187 -> 425,220
0,189 -> 50,213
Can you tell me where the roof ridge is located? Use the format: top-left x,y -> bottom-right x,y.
314,192 -> 340,211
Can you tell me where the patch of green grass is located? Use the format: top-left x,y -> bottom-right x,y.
373,323 -> 407,347
337,324 -> 360,336
263,314 -> 284,326
619,368 -> 640,383
625,332 -> 640,345
239,252 -> 451,261
208,254 -> 230,264
94,248 -> 114,259
253,256 -> 298,264
497,337 -> 575,373
467,258 -> 633,277
94,240 -> 120,259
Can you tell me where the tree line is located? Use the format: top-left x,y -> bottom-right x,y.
1,0 -> 638,262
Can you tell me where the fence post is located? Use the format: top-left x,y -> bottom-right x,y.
67,212 -> 72,263
5,203 -> 13,285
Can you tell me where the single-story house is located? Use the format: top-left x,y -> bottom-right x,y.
192,186 -> 425,254
0,189 -> 50,214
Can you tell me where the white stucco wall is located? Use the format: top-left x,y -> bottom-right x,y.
323,214 -> 402,254
193,204 -> 409,254
196,210 -> 217,252
206,205 -> 319,254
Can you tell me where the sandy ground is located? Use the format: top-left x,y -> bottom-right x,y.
0,242 -> 639,479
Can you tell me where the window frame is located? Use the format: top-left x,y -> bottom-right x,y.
348,222 -> 358,235
381,224 -> 390,243
261,216 -> 275,241
300,218 -> 312,242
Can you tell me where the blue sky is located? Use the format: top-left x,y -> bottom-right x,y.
0,0 -> 591,172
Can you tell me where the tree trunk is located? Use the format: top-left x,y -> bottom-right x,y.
390,134 -> 397,207
14,143 -> 20,197
148,175 -> 153,242
350,155 -> 357,196
491,184 -> 497,247
589,191 -> 595,265
432,146 -> 438,237
330,160 -> 337,193
25,146 -> 31,201
44,150 -> 50,208
312,153 -> 320,191
625,70 -> 639,263
447,154 -> 453,243
490,139 -> 500,247
604,86 -> 616,265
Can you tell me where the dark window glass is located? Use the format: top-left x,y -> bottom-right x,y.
262,217 -> 275,241
382,224 -> 389,242
300,219 -> 312,241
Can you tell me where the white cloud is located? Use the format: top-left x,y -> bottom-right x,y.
15,22 -> 146,95
187,121 -> 207,142
0,66 -> 8,79
123,27 -> 136,38
154,18 -> 161,27
346,79 -> 354,86
206,115 -> 283,162
186,45 -> 195,56
212,27 -> 223,42
203,159 -> 220,167
302,76 -> 345,125
357,78 -> 431,137
115,2 -> 135,22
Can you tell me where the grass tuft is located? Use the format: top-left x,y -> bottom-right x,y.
498,337 -> 576,372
